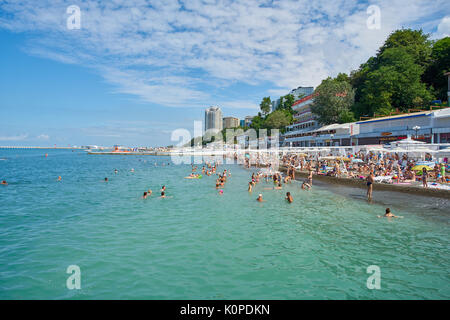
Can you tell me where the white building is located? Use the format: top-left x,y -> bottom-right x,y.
271,86 -> 314,111
205,106 -> 223,132
283,93 -> 320,146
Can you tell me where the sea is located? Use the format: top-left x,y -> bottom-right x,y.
0,149 -> 449,299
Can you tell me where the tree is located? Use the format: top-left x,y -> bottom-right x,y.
359,47 -> 432,115
311,77 -> 356,125
279,94 -> 295,113
264,109 -> 293,132
249,115 -> 265,131
259,97 -> 272,115
423,37 -> 450,101
377,29 -> 432,68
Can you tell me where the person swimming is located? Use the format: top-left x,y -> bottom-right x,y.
104,177 -> 108,182
143,192 -> 148,199
219,189 -> 224,195
160,191 -> 166,198
286,192 -> 293,203
1,180 -> 7,185
147,189 -> 152,196
256,194 -> 265,202
378,208 -> 402,218
57,176 -> 62,181
161,185 -> 166,192
274,182 -> 283,190
301,181 -> 311,190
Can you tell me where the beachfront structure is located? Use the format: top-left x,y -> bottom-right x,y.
240,119 -> 245,127
353,108 -> 450,145
271,86 -> 315,111
282,107 -> 450,147
283,93 -> 320,147
222,117 -> 240,129
205,106 -> 223,132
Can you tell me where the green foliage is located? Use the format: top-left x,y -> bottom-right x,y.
423,37 -> 450,101
260,97 -> 272,115
264,109 -> 293,131
311,77 -> 355,125
349,28 -> 440,118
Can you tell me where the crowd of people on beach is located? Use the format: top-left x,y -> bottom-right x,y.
280,151 -> 449,197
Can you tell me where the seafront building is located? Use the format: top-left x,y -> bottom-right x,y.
271,86 -> 315,111
222,117 -> 240,129
283,93 -> 320,147
204,106 -> 223,132
282,107 -> 450,147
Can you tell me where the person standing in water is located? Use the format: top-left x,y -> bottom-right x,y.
366,171 -> 374,201
256,194 -> 265,202
286,192 -> 293,203
307,170 -> 313,186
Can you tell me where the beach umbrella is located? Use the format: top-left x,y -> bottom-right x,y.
412,165 -> 432,171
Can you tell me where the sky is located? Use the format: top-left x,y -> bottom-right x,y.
0,0 -> 449,147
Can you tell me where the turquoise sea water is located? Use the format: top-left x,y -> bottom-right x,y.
0,149 -> 449,299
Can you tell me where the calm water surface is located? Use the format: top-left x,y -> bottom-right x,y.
0,149 -> 449,299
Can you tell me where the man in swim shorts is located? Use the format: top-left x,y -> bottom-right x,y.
366,171 -> 374,201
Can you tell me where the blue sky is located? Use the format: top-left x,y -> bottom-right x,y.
0,0 -> 449,147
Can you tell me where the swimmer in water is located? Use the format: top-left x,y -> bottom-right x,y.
301,181 -> 311,190
256,194 -> 265,202
1,180 -> 7,185
57,176 -> 62,181
147,189 -> 152,196
114,169 -> 118,174
274,182 -> 283,190
104,177 -> 108,182
161,185 -> 166,192
286,192 -> 293,203
143,192 -> 148,199
378,208 -> 402,218
160,191 -> 166,198
219,189 -> 223,195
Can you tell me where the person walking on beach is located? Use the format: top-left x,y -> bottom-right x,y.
307,170 -> 313,186
366,171 -> 374,201
422,168 -> 428,188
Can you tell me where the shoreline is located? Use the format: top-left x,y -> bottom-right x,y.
279,166 -> 450,199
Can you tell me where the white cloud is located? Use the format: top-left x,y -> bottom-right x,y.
0,134 -> 29,141
435,16 -> 450,38
36,134 -> 50,140
0,0 -> 448,108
